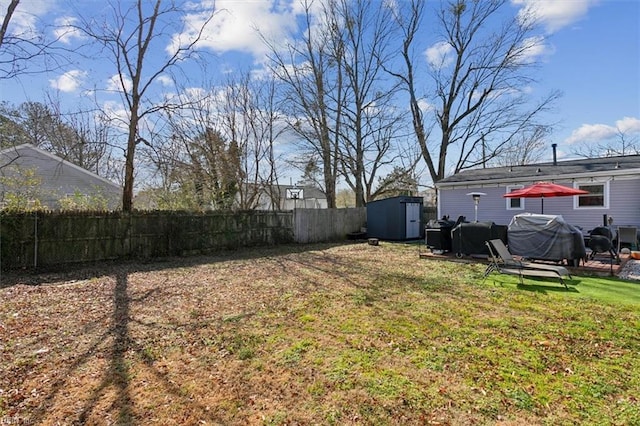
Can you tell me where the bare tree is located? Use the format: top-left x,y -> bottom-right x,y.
218,71 -> 286,210
0,0 -> 19,48
326,0 -> 408,207
391,0 -> 559,184
146,88 -> 240,210
74,0 -> 215,211
267,0 -> 410,207
494,125 -> 549,166
265,0 -> 340,208
571,128 -> 640,159
0,0 -> 69,78
254,77 -> 287,210
0,101 -> 29,148
146,70 -> 285,210
52,105 -> 120,180
372,165 -> 419,200
0,100 -> 116,177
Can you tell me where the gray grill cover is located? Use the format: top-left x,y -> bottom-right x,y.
507,213 -> 586,262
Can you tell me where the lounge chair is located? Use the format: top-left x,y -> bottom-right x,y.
487,239 -> 572,278
483,239 -> 568,289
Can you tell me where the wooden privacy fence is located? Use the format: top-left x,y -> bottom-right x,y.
0,210 -> 294,269
0,208 -> 367,269
424,206 -> 437,223
294,207 -> 366,243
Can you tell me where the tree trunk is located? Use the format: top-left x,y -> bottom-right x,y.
122,112 -> 138,212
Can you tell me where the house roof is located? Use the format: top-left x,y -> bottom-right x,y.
0,143 -> 121,191
436,155 -> 640,188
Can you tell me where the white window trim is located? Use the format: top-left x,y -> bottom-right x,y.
506,184 -> 525,210
574,180 -> 609,209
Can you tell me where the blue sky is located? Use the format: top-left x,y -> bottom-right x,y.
1,0 -> 639,173
532,0 -> 640,153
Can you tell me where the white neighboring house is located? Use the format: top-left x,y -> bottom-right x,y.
245,184 -> 328,210
0,144 -> 121,210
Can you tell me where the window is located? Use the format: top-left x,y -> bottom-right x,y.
575,182 -> 608,209
506,185 -> 524,210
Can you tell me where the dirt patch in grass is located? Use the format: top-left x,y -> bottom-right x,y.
1,242 -> 639,425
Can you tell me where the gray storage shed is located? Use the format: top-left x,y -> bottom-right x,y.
366,195 -> 423,240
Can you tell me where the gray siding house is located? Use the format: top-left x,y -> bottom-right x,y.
0,144 -> 121,210
435,155 -> 640,231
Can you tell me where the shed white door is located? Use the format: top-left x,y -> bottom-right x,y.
405,203 -> 421,239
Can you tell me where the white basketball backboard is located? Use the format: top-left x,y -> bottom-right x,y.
286,187 -> 304,199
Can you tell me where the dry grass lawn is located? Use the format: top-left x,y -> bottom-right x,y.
1,242 -> 638,425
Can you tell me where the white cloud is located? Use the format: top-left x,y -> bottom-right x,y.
162,85 -> 210,108
616,117 -> 640,134
0,0 -> 54,37
101,101 -> 130,130
515,35 -> 551,64
512,0 -> 599,33
564,117 -> 640,144
53,16 -> 84,44
169,0 -> 301,59
157,75 -> 174,87
425,41 -> 453,69
250,65 -> 276,81
49,69 -> 86,92
418,99 -> 434,113
184,86 -> 208,101
565,123 -> 616,144
106,74 -> 133,93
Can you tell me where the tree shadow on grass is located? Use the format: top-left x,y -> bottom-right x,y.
27,270 -> 228,425
76,270 -> 133,424
0,242 -> 347,288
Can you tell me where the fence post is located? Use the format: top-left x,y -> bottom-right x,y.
34,210 -> 38,269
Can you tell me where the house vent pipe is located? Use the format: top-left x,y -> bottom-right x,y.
552,143 -> 558,165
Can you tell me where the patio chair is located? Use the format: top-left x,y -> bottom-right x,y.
617,226 -> 638,253
486,239 -> 572,279
483,240 -> 568,289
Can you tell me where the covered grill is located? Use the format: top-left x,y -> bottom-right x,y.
451,221 -> 508,258
507,213 -> 586,266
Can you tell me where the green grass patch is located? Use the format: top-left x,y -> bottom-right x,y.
483,272 -> 640,306
2,242 -> 639,424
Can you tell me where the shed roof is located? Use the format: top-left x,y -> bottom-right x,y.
436,155 -> 640,188
367,195 -> 423,205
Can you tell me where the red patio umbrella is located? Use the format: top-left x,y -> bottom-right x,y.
503,181 -> 589,214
